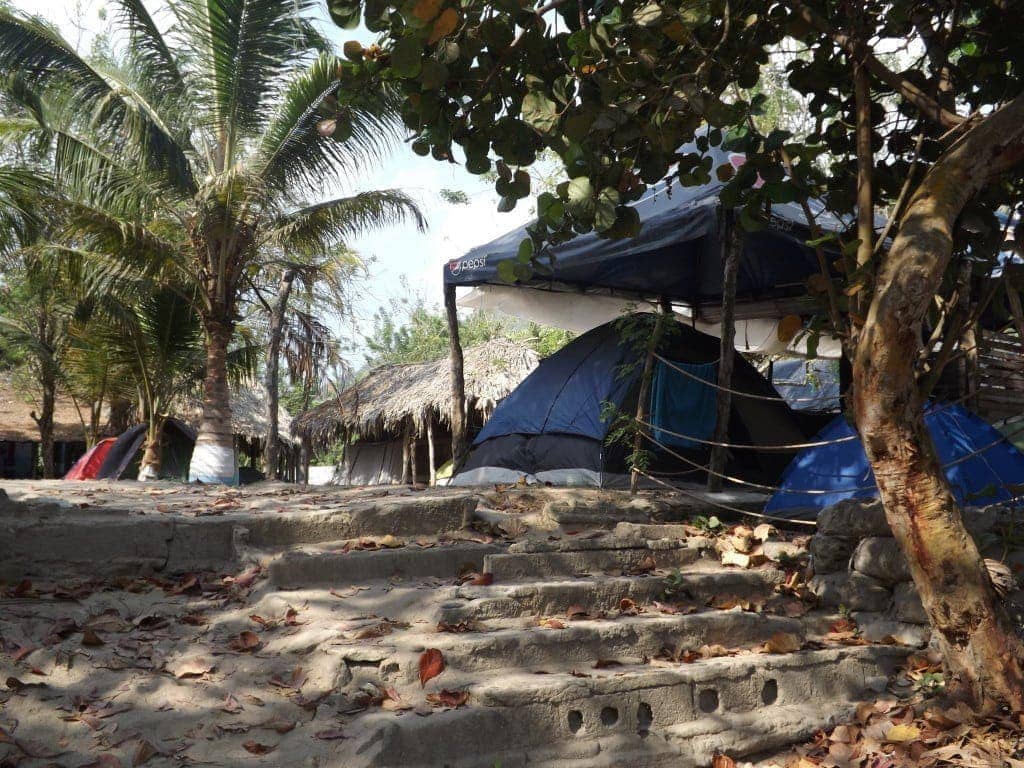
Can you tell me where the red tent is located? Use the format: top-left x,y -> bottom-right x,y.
64,438 -> 116,480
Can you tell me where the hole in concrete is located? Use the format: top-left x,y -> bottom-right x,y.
637,702 -> 653,737
761,679 -> 778,705
600,706 -> 619,726
698,688 -> 719,713
568,709 -> 583,734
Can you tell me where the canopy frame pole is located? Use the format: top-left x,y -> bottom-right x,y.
630,297 -> 672,494
708,209 -> 742,492
426,412 -> 437,486
445,284 -> 468,467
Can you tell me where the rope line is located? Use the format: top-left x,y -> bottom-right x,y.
633,468 -> 818,527
638,429 -> 877,494
636,417 -> 859,451
637,412 -> 1024,497
653,353 -> 834,404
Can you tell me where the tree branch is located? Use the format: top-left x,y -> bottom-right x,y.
785,0 -> 965,128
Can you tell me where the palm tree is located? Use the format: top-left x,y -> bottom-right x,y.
0,0 -> 424,483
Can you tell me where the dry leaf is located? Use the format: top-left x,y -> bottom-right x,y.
82,628 -> 104,647
469,572 -> 494,586
712,754 -> 736,768
884,723 -> 921,743
721,549 -> 766,569
539,618 -> 565,629
753,523 -> 773,541
592,659 -> 622,669
419,648 -> 445,688
777,314 -> 803,343
428,7 -> 459,44
168,655 -> 214,678
131,740 -> 158,767
763,632 -> 801,654
242,740 -> 275,755
314,727 -> 346,740
229,631 -> 262,653
425,689 -> 469,708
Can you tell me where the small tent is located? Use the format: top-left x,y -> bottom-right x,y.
64,437 -> 117,480
766,403 -> 1024,520
96,419 -> 197,481
453,315 -> 807,488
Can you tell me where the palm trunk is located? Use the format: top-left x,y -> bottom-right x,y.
188,317 -> 237,484
852,94 -> 1024,712
263,269 -> 296,480
138,415 -> 165,481
33,376 -> 55,479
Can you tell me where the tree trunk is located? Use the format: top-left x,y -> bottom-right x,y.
852,94 -> 1024,712
188,317 -> 237,484
138,416 -> 165,481
708,212 -> 741,492
426,414 -> 437,486
263,269 -> 296,480
33,375 -> 55,479
630,302 -> 670,493
445,285 -> 468,466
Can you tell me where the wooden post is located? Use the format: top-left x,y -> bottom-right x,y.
630,298 -> 672,494
445,284 -> 468,466
409,421 -> 419,485
400,420 -> 411,485
707,210 -> 742,493
426,413 -> 437,486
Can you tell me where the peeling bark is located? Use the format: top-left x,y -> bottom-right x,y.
852,94 -> 1024,712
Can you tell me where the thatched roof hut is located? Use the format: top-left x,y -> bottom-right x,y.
295,338 -> 540,451
180,384 -> 297,445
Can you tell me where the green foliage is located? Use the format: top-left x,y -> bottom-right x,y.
325,0 -> 1024,354
362,295 -> 573,368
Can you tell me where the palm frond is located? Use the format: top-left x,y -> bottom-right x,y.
113,0 -> 190,109
0,9 -> 196,194
257,54 -> 404,195
269,190 -> 426,252
171,0 -> 323,166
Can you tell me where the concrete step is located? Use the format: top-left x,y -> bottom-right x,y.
268,541 -> 504,588
483,544 -> 703,581
343,645 -> 907,768
388,610 -> 821,682
438,568 -> 785,623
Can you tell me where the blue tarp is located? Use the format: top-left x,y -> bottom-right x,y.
445,143 -> 855,306
766,403 -> 1024,520
771,358 -> 841,414
650,359 -> 718,449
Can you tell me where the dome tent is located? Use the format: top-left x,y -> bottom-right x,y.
452,314 -> 808,488
765,403 -> 1024,521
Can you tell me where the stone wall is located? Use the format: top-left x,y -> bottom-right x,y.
807,499 -> 1024,646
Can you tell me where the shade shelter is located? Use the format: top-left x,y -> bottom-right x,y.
293,339 -> 540,486
441,142 -> 852,484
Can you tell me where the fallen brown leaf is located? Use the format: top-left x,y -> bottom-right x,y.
566,604 -> 590,620
712,754 -> 736,768
131,740 -> 158,766
592,659 -> 622,669
314,727 -> 346,740
242,740 -> 276,755
228,630 -> 261,653
763,631 -> 802,654
426,689 -> 469,708
419,648 -> 445,688
82,628 -> 104,647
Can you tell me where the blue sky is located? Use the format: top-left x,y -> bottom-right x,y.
13,0 -> 534,358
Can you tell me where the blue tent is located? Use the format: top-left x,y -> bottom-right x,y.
766,403 -> 1024,520
453,315 -> 807,487
445,144 -> 855,308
